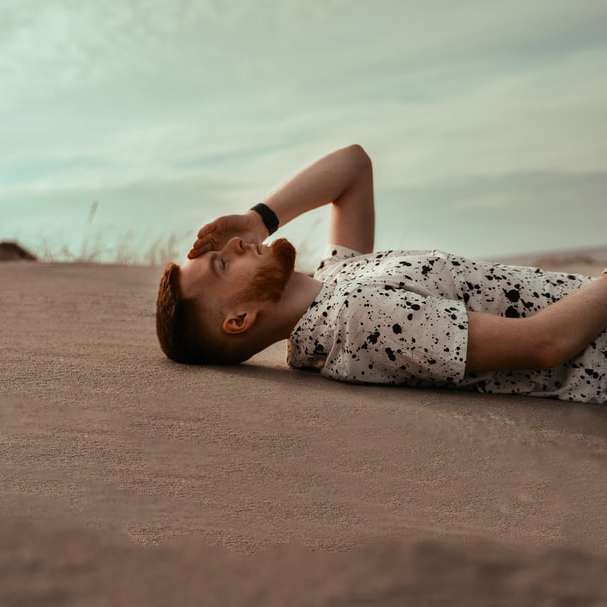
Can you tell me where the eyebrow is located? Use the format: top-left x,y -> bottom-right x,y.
209,252 -> 220,277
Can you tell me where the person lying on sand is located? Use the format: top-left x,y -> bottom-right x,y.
156,145 -> 607,404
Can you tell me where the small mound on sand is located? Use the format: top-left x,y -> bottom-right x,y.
0,241 -> 37,261
2,516 -> 606,607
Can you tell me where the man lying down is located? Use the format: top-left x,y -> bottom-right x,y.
156,145 -> 607,405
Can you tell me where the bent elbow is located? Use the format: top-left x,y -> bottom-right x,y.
348,144 -> 372,169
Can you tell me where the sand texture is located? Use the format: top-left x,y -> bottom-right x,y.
2,247 -> 607,604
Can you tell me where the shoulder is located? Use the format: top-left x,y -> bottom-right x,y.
313,243 -> 365,280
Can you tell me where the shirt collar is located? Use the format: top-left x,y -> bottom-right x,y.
287,280 -> 335,367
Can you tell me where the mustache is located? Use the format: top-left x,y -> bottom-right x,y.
270,237 -> 296,263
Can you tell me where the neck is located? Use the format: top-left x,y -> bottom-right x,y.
265,271 -> 324,343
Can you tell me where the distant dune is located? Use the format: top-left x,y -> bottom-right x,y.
2,239 -> 605,277
0,241 -> 37,261
485,244 -> 607,277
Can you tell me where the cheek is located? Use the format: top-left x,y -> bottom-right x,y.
230,257 -> 259,281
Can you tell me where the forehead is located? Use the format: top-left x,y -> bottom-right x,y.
179,251 -> 217,299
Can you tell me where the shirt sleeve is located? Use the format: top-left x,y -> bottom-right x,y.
321,286 -> 470,387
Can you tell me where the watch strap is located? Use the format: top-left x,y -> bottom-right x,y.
250,202 -> 279,236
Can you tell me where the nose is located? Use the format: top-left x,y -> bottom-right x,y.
226,236 -> 246,253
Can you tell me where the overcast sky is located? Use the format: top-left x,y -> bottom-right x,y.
1,0 -> 606,268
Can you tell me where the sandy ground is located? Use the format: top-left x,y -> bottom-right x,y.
2,246 -> 607,605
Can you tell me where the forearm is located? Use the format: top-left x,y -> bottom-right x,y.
254,144 -> 370,230
531,273 -> 607,365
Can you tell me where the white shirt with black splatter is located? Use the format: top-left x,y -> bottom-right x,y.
287,244 -> 607,404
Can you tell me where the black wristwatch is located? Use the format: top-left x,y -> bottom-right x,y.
250,202 -> 279,236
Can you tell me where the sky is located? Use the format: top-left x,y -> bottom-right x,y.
1,0 -> 606,271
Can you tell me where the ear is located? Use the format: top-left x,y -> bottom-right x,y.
222,309 -> 259,335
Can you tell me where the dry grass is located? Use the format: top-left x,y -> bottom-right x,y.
15,201 -> 320,271
33,231 -> 178,267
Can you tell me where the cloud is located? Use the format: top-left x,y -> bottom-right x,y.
1,0 -> 606,262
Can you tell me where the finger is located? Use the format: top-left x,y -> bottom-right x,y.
187,239 -> 214,259
197,223 -> 217,239
187,246 -> 204,259
190,245 -> 202,255
191,232 -> 214,249
195,237 -> 217,253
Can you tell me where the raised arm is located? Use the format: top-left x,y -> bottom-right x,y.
327,149 -> 374,253
262,144 -> 375,253
187,144 -> 374,259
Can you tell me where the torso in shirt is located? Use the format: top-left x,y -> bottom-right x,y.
287,244 -> 471,387
287,243 -> 602,404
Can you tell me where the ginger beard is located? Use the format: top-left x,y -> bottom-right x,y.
231,237 -> 296,307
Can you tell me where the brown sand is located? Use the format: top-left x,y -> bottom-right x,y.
2,247 -> 607,604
